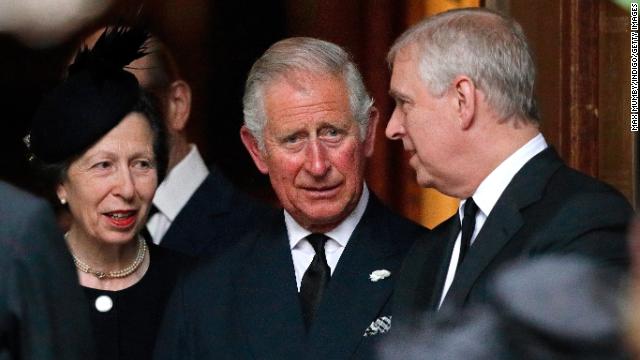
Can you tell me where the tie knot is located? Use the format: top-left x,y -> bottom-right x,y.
307,233 -> 328,254
463,198 -> 478,218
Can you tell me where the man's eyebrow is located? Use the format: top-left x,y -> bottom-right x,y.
388,89 -> 401,98
389,89 -> 409,101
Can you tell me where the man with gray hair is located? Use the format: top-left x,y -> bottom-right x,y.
154,37 -> 428,359
387,7 -> 633,330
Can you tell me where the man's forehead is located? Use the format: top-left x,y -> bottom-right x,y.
392,43 -> 421,67
267,70 -> 340,93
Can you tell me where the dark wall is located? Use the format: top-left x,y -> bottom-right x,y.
0,0 -> 287,203
0,35 -> 76,197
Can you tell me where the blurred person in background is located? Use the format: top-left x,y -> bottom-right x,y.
380,255 -> 630,360
0,0 -> 110,47
0,180 -> 94,360
625,218 -> 640,358
26,26 -> 185,360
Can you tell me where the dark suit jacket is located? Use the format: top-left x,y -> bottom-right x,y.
394,148 -> 634,328
0,181 -> 94,360
154,194 -> 428,360
382,256 -> 629,360
159,165 -> 276,257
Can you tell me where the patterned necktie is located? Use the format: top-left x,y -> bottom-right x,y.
458,198 -> 478,268
299,233 -> 330,331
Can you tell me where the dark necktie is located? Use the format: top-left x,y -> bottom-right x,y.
458,198 -> 478,267
299,233 -> 330,331
140,204 -> 159,243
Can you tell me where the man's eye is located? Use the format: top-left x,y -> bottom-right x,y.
320,127 -> 343,141
395,98 -> 410,107
284,135 -> 301,143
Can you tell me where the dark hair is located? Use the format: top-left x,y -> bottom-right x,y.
132,90 -> 168,182
30,89 -> 168,197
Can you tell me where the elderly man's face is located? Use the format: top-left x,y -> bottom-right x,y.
243,73 -> 376,232
386,44 -> 462,195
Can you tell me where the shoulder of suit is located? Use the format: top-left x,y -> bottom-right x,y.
368,194 -> 428,229
0,182 -> 58,242
544,165 -> 632,209
0,182 -> 51,219
180,226 -> 259,282
366,199 -> 430,254
198,170 -> 276,214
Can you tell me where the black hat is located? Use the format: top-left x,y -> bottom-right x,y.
27,26 -> 150,163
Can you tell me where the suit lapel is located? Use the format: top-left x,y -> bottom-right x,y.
160,170 -> 234,255
426,216 -> 461,311
442,200 -> 523,307
307,197 -> 401,360
236,214 -> 306,359
392,216 -> 454,329
442,148 -> 564,307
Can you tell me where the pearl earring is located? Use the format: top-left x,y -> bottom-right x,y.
60,198 -> 67,205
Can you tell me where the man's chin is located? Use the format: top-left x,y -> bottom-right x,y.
293,208 -> 349,232
415,174 -> 431,188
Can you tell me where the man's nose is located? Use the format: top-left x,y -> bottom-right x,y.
304,140 -> 330,177
385,108 -> 405,140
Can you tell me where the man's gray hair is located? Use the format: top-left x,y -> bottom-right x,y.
388,8 -> 539,122
243,37 -> 374,150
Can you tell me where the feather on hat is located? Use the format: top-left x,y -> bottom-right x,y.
28,26 -> 151,163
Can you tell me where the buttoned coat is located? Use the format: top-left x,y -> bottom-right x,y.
154,194 -> 428,360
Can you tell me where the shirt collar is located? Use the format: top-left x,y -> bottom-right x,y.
153,145 -> 209,221
286,185 -> 370,250
469,133 -> 547,218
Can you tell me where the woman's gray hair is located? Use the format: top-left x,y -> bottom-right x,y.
388,8 -> 539,122
243,37 -> 374,150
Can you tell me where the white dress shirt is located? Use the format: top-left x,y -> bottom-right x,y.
285,186 -> 370,291
438,134 -> 548,308
146,145 -> 209,244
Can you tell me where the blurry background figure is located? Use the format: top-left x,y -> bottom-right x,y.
380,255 -> 629,360
625,218 -> 640,358
0,180 -> 94,360
0,0 -> 110,47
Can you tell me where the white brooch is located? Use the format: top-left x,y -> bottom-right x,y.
369,269 -> 391,282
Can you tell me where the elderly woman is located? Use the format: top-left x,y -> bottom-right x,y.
26,27 -> 184,360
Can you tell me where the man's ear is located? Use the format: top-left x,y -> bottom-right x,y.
165,80 -> 192,132
363,107 -> 379,157
240,126 -> 269,174
452,76 -> 476,130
